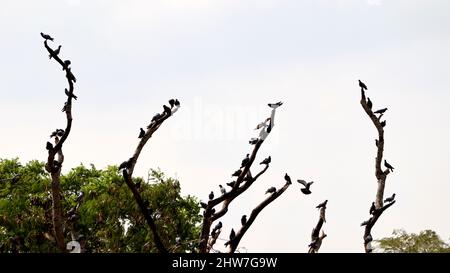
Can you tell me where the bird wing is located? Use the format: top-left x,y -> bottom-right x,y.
297,179 -> 307,186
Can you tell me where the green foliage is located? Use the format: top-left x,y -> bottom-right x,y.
376,229 -> 450,253
0,158 -> 201,253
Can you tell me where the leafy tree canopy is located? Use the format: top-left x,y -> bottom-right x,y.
376,229 -> 450,253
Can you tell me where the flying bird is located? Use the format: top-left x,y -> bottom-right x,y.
284,173 -> 292,184
40,32 -> 54,41
361,220 -> 370,226
359,80 -> 368,90
138,128 -> 145,138
384,160 -> 394,172
380,120 -> 386,127
46,141 -> 53,150
249,138 -> 259,145
209,191 -> 214,200
297,179 -> 313,195
367,97 -> 372,110
232,169 -> 242,177
241,215 -> 247,226
219,185 -> 226,195
265,187 -> 276,194
168,99 -> 175,108
374,108 -> 388,115
268,101 -> 283,108
260,156 -> 271,165
316,200 -> 328,209
369,202 -> 376,215
163,105 -> 171,115
241,154 -> 250,169
49,45 -> 61,59
64,88 -> 77,100
384,193 -> 396,203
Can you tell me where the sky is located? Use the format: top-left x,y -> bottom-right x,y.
1,0 -> 450,253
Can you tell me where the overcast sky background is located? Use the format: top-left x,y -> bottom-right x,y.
1,0 -> 450,252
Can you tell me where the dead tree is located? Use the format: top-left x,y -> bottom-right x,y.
199,103 -> 292,253
359,82 -> 396,253
119,100 -> 180,253
308,200 -> 327,253
41,33 -> 77,252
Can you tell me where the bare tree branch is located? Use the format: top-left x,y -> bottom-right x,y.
308,203 -> 327,253
41,36 -> 77,252
360,87 -> 395,253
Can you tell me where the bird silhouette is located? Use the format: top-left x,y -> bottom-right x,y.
40,32 -> 54,41
219,185 -> 226,195
226,181 -> 236,188
260,156 -> 271,165
241,215 -> 247,226
150,113 -> 161,124
62,60 -> 71,70
265,187 -> 276,194
374,108 -> 388,115
46,141 -> 53,150
297,179 -> 313,195
64,88 -> 77,100
163,105 -> 171,116
168,99 -> 175,108
249,138 -> 259,145
359,80 -> 368,90
209,191 -> 214,200
369,202 -> 376,215
49,45 -> 61,59
66,68 -> 77,83
268,101 -> 283,108
361,219 -> 370,226
213,221 -> 222,232
380,120 -> 386,127
384,193 -> 396,203
367,98 -> 373,110
241,154 -> 250,169
316,200 -> 328,209
138,128 -> 145,138
174,99 -> 180,107
384,160 -> 394,172
232,169 -> 242,177
284,173 -> 292,184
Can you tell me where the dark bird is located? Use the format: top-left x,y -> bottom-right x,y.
297,179 -> 313,195
380,120 -> 386,127
249,138 -> 259,145
209,191 -> 214,200
229,229 -> 236,240
40,32 -> 54,41
232,169 -> 242,177
268,101 -> 283,108
369,202 -> 376,215
168,99 -> 175,108
367,97 -> 372,110
374,108 -> 388,115
118,158 -> 133,170
46,141 -> 53,150
241,154 -> 250,169
260,156 -> 271,165
361,219 -> 370,226
384,193 -> 396,203
265,187 -> 276,194
50,129 -> 64,138
213,221 -> 222,232
65,88 -> 77,100
63,60 -> 71,70
174,99 -> 180,107
200,202 -> 207,209
316,200 -> 328,209
358,80 -> 368,90
241,215 -> 247,226
49,45 -> 61,59
219,185 -> 226,195
138,128 -> 145,138
163,105 -> 171,115
67,68 -> 77,83
284,173 -> 292,184
151,113 -> 161,123
226,181 -> 236,188
384,160 -> 394,172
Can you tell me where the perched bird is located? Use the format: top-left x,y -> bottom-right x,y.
213,221 -> 222,232
361,219 -> 371,226
50,129 -> 64,138
151,113 -> 161,124
229,229 -> 236,240
255,118 -> 270,130
64,88 -> 77,100
367,98 -> 372,110
260,156 -> 271,165
226,181 -> 236,188
241,154 -> 250,169
369,202 -> 376,215
359,80 -> 368,90
265,187 -> 276,194
297,179 -> 314,195
66,68 -> 77,83
219,185 -> 226,195
200,202 -> 207,209
62,60 -> 71,70
268,101 -> 283,108
168,99 -> 175,108
163,105 -> 171,115
209,191 -> 214,200
118,158 -> 133,170
380,120 -> 386,127
249,138 -> 259,145
40,32 -> 54,41
374,108 -> 388,115
384,193 -> 396,203
174,99 -> 180,107
241,215 -> 247,226
49,45 -> 61,59
232,169 -> 242,177
384,160 -> 394,172
46,141 -> 53,150
138,128 -> 145,138
316,200 -> 328,209
284,173 -> 292,184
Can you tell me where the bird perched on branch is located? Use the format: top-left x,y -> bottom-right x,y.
49,45 -> 61,59
255,118 -> 270,130
384,160 -> 394,172
226,181 -> 236,188
168,99 -> 175,108
249,138 -> 259,145
174,99 -> 180,107
265,187 -> 276,194
219,185 -> 226,195
380,120 -> 386,127
361,219 -> 371,226
50,129 -> 65,138
284,173 -> 292,184
66,68 -> 77,83
316,200 -> 328,209
241,154 -> 250,169
119,158 -> 133,170
232,169 -> 242,177
212,221 -> 222,235
150,113 -> 161,125
40,32 -> 54,41
138,128 -> 145,138
209,191 -> 214,200
260,156 -> 271,165
369,202 -> 376,215
46,141 -> 53,150
163,105 -> 171,116
268,101 -> 283,109
384,193 -> 396,203
359,80 -> 368,91
374,108 -> 388,115
62,60 -> 71,71
65,88 -> 77,100
297,179 -> 313,195
241,215 -> 247,226
367,97 -> 373,110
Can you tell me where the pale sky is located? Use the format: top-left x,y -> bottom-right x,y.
1,0 -> 449,252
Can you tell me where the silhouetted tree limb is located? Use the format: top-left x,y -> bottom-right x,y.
120,103 -> 179,253
308,204 -> 327,253
41,36 -> 77,252
360,87 -> 395,253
